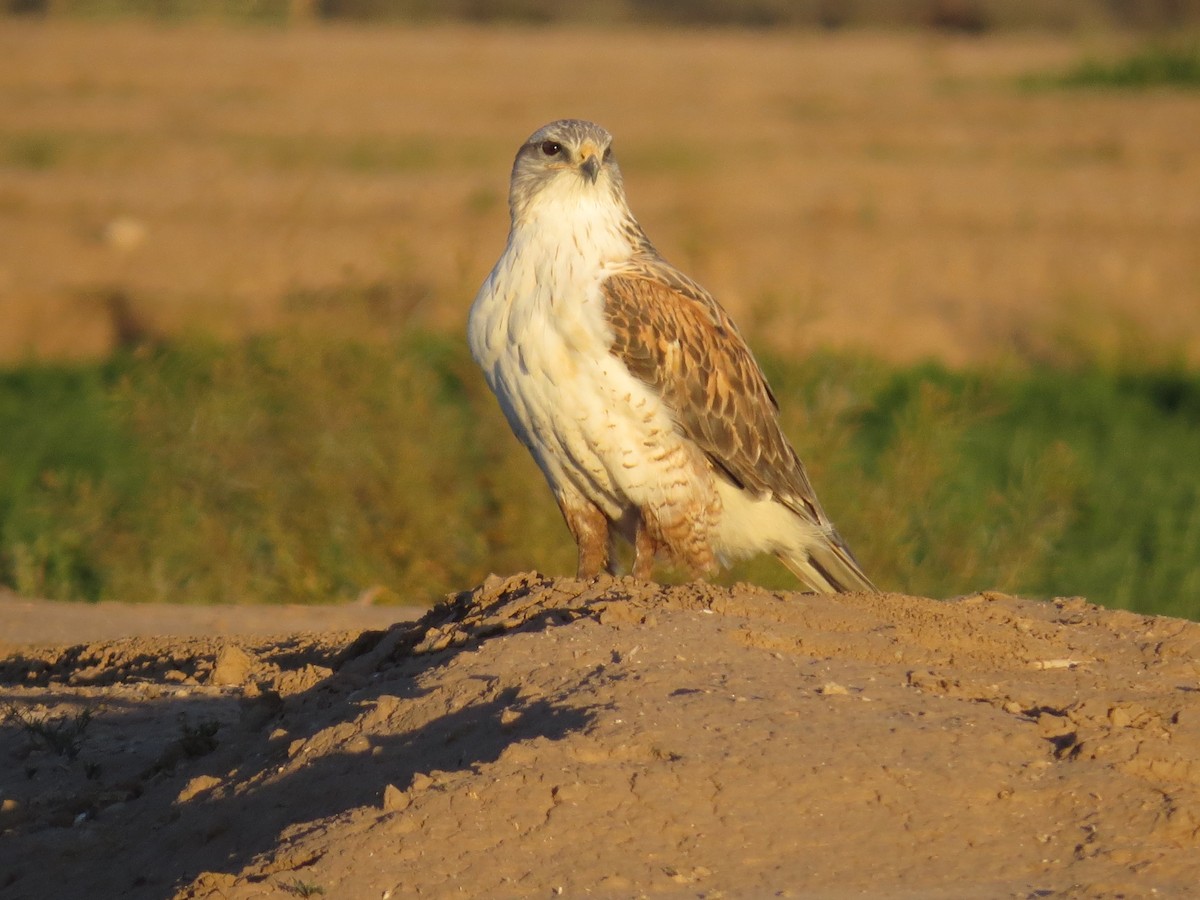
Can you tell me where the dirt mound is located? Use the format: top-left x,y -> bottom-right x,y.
3,575 -> 1200,898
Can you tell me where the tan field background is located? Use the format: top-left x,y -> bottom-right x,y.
2,21 -> 1199,367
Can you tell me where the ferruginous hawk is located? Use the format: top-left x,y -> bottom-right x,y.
469,119 -> 876,593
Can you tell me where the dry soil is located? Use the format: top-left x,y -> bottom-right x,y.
3,574 -> 1199,898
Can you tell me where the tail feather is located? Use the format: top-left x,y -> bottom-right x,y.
779,532 -> 877,594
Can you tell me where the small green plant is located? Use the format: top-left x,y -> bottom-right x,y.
283,879 -> 326,897
3,703 -> 95,760
1022,43 -> 1200,90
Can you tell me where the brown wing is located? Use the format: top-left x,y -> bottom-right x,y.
602,258 -> 829,527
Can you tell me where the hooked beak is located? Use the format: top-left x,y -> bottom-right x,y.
579,142 -> 601,183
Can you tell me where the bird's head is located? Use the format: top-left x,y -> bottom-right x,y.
508,119 -> 627,225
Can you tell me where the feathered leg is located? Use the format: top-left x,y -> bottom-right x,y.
559,499 -> 614,578
632,517 -> 659,580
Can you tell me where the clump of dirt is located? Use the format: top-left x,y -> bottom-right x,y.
2,574 -> 1199,898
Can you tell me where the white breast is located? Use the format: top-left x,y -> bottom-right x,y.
468,201 -> 711,531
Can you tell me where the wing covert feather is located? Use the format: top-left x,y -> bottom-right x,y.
602,262 -> 826,526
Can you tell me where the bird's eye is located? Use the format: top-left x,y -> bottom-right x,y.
603,146 -> 613,160
540,140 -> 563,157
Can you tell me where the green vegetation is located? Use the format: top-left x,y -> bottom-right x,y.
283,880 -> 326,898
1,333 -> 1197,618
1023,43 -> 1200,90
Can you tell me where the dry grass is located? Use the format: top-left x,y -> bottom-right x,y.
1,22 -> 1198,365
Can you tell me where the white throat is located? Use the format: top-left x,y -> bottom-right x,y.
511,177 -> 636,273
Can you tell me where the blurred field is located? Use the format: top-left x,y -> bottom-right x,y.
3,335 -> 1199,617
1,22 -> 1199,616
2,21 -> 1198,365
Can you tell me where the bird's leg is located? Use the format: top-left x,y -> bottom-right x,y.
632,517 -> 659,581
559,500 -> 612,578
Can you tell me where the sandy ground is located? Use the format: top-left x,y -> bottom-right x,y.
2,575 -> 1199,898
0,590 -> 422,649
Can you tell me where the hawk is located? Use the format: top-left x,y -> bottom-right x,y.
469,119 -> 876,593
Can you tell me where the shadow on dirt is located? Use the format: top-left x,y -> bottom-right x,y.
0,573 -> 603,899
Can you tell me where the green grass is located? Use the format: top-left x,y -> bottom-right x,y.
1022,43 -> 1200,91
1,332 -> 1198,618
0,361 -> 141,601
